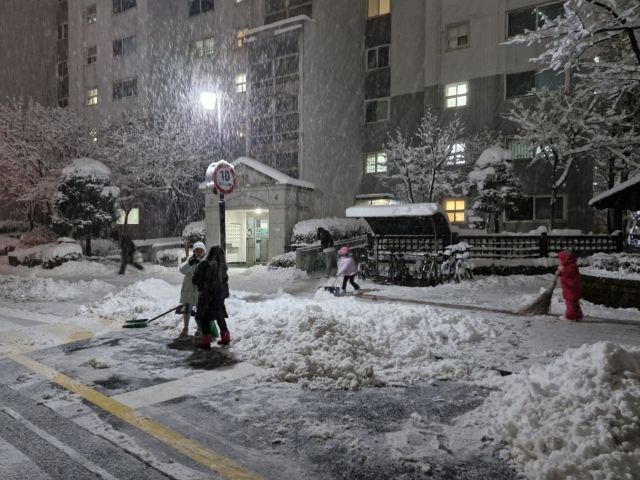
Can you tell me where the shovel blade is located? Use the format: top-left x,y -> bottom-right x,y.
123,319 -> 149,328
323,287 -> 341,297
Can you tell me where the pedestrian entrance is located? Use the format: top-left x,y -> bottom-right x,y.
225,209 -> 269,264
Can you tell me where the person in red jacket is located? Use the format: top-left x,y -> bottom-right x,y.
556,250 -> 583,321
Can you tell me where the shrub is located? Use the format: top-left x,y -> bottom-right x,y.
19,226 -> 58,248
157,248 -> 187,267
584,253 -> 640,274
90,238 -> 121,257
267,252 -> 296,270
290,217 -> 371,246
42,243 -> 83,269
0,220 -> 28,234
183,221 -> 205,244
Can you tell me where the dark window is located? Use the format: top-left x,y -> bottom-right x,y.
536,69 -> 565,91
365,99 -> 388,123
275,96 -> 297,114
506,197 -> 534,221
249,44 -> 272,64
57,23 -> 68,40
113,77 -> 137,100
366,44 -> 389,70
87,4 -> 97,24
535,197 -> 564,220
275,152 -> 297,170
87,46 -> 97,64
265,12 -> 287,25
274,113 -> 298,133
507,2 -> 564,37
265,0 -> 287,15
252,118 -> 273,136
251,98 -> 272,116
275,56 -> 297,77
265,0 -> 312,25
506,70 -> 565,98
289,4 -> 311,17
113,35 -> 136,56
251,62 -> 272,83
57,60 -> 68,78
189,0 -> 214,17
113,0 -> 136,14
274,36 -> 298,57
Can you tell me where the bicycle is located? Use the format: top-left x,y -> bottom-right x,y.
357,250 -> 374,280
386,247 -> 410,284
441,244 -> 473,283
415,251 -> 442,287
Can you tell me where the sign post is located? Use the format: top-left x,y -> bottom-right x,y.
205,161 -> 236,253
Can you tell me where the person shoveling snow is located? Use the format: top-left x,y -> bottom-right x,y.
336,247 -> 362,295
177,241 -> 206,337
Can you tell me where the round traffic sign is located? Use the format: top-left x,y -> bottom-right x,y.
212,160 -> 236,195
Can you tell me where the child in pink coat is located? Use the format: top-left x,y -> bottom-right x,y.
337,247 -> 362,294
556,250 -> 583,321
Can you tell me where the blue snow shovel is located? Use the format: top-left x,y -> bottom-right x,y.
319,277 -> 341,297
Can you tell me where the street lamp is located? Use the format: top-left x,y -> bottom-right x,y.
200,92 -> 217,110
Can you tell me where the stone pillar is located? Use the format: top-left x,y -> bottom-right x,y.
204,191 -> 220,248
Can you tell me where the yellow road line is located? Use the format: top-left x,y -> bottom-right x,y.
9,354 -> 266,480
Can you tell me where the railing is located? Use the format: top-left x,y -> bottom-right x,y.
295,236 -> 369,273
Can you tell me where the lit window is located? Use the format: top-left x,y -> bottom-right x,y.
238,124 -> 246,138
506,137 -> 531,159
366,45 -> 390,70
368,0 -> 390,18
365,99 -> 389,123
506,70 -> 565,98
365,153 -> 387,174
507,2 -> 564,38
189,0 -> 214,17
445,200 -> 466,223
113,35 -> 137,57
236,28 -> 248,48
445,82 -> 467,108
86,88 -> 98,106
87,4 -> 97,24
113,77 -> 138,100
446,143 -> 466,165
57,23 -> 68,40
57,60 -> 68,78
190,37 -> 215,57
87,46 -> 97,65
117,208 -> 139,225
355,197 -> 392,206
113,0 -> 136,14
236,73 -> 247,93
447,22 -> 469,50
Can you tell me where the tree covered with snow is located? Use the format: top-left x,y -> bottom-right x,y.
381,110 -> 465,203
468,147 -> 527,233
0,99 -> 103,230
102,109 -> 220,237
52,158 -> 119,257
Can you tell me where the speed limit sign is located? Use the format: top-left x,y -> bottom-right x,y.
206,161 -> 236,195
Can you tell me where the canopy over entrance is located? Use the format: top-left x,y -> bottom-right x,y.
589,175 -> 640,211
345,203 -> 451,237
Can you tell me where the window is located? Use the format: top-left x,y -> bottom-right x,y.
190,37 -> 215,57
366,45 -> 390,70
447,22 -> 469,50
238,124 -> 246,138
445,200 -> 466,223
113,0 -> 136,14
446,143 -> 466,165
507,2 -> 565,37
113,35 -> 137,57
235,73 -> 247,93
265,0 -> 312,24
117,208 -> 139,225
87,46 -> 97,65
506,70 -> 565,98
236,28 -> 248,48
189,0 -> 214,17
365,99 -> 389,123
87,4 -> 97,24
368,0 -> 390,18
445,82 -> 467,108
113,77 -> 138,100
506,196 -> 564,221
56,60 -> 68,78
355,197 -> 392,206
58,98 -> 69,108
365,153 -> 387,174
86,88 -> 98,106
57,23 -> 68,40
506,137 -> 531,159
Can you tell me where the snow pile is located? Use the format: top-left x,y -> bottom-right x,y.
80,278 -> 178,321
476,146 -> 514,169
266,251 -> 296,270
0,274 -> 109,302
581,252 -> 640,280
61,157 -> 111,180
182,221 -> 205,243
0,235 -> 19,255
240,265 -> 307,282
467,342 -> 640,480
156,248 -> 186,267
290,217 -> 370,245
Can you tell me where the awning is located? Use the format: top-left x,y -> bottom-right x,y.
589,175 -> 640,210
345,203 -> 451,236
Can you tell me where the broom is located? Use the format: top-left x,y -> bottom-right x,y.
519,277 -> 558,316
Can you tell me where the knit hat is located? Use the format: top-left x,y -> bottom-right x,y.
193,241 -> 206,252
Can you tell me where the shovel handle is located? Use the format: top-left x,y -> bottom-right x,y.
148,305 -> 181,323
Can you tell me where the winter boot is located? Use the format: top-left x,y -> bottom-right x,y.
217,331 -> 231,345
198,334 -> 212,349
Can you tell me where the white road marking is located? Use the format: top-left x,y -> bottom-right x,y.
0,406 -> 120,480
111,363 -> 265,409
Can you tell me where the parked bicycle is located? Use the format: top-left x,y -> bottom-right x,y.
386,247 -> 411,284
357,248 -> 375,280
441,243 -> 473,283
415,251 -> 442,287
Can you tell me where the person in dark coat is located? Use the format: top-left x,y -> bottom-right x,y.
317,227 -> 337,277
118,234 -> 144,275
556,250 -> 583,321
192,245 -> 230,348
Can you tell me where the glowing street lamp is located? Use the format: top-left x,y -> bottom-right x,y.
200,92 -> 217,110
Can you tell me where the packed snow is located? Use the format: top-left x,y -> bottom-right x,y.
61,157 -> 111,179
0,274 -> 111,302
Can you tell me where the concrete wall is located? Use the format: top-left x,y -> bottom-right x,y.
300,0 -> 365,219
0,0 -> 57,107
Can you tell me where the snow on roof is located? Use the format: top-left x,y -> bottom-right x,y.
231,157 -> 315,190
245,15 -> 312,37
62,158 -> 111,179
476,146 -> 513,169
346,203 -> 447,218
589,174 -> 640,207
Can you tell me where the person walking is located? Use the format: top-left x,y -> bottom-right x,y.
177,241 -> 206,337
317,227 -> 337,277
556,250 -> 583,321
192,245 -> 231,348
336,247 -> 361,294
118,233 -> 144,275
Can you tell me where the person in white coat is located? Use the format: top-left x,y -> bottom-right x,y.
178,241 -> 206,337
